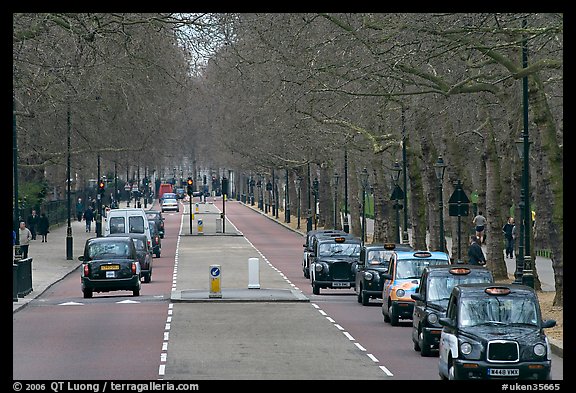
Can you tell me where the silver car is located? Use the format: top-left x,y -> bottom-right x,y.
161,198 -> 179,212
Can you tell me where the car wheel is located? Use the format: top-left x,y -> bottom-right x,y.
312,283 -> 320,295
133,287 -> 140,296
448,358 -> 457,380
419,331 -> 432,357
382,302 -> 390,323
357,285 -> 362,303
304,267 -> 310,279
83,289 -> 93,299
155,251 -> 161,258
144,273 -> 151,283
361,290 -> 370,306
413,339 -> 421,352
389,303 -> 399,326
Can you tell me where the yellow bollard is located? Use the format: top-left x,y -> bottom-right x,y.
195,203 -> 199,213
209,265 -> 222,298
197,219 -> 203,234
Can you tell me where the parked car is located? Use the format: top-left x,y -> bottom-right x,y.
161,198 -> 179,212
78,236 -> 141,298
108,233 -> 153,283
355,242 -> 414,306
411,265 -> 494,356
438,283 -> 556,380
145,210 -> 165,238
381,250 -> 450,326
310,234 -> 362,295
148,220 -> 162,258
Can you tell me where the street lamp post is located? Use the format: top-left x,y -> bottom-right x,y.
391,162 -> 403,244
333,172 -> 340,230
307,163 -> 312,232
401,107 -> 409,244
360,168 -> 369,246
257,175 -> 263,210
312,177 -> 319,230
434,156 -> 447,252
515,138 -> 533,287
343,149 -> 349,233
285,169 -> 290,223
66,105 -> 73,259
295,176 -> 302,229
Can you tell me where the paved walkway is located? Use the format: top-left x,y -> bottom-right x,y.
12,200 -> 562,358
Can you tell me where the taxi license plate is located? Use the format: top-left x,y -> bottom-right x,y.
489,368 -> 519,377
332,282 -> 350,287
101,265 -> 120,271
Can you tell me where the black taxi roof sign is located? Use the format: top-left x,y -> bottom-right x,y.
449,267 -> 471,275
413,251 -> 432,258
485,286 -> 512,296
384,243 -> 396,250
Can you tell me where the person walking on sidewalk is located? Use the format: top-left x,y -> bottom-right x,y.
18,221 -> 32,258
38,212 -> 50,243
467,235 -> 486,266
84,206 -> 94,232
76,198 -> 84,222
27,209 -> 39,240
502,216 -> 517,259
472,211 -> 487,244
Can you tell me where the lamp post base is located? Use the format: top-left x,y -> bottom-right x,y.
521,255 -> 534,288
66,234 -> 73,260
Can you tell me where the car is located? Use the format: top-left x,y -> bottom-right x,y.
310,234 -> 361,295
148,220 -> 162,258
175,188 -> 185,199
78,236 -> 142,298
302,229 -> 343,279
381,250 -> 451,326
438,283 -> 556,380
104,208 -> 153,252
108,233 -> 153,283
145,210 -> 165,238
161,198 -> 179,212
411,265 -> 494,356
160,192 -> 177,203
354,242 -> 414,306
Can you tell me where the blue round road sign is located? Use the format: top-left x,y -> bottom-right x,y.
210,267 -> 220,277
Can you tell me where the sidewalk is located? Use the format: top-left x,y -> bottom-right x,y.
12,200 -> 563,358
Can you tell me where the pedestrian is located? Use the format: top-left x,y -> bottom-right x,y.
18,221 -> 32,259
27,209 -> 40,240
502,216 -> 517,259
76,198 -> 84,222
38,212 -> 50,243
467,235 -> 486,266
472,211 -> 487,244
84,206 -> 94,232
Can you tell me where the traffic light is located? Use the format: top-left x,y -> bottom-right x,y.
186,177 -> 193,196
98,179 -> 105,195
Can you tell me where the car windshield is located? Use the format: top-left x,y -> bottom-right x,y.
459,296 -> 538,327
131,238 -> 145,251
88,242 -> 130,259
367,250 -> 392,266
319,242 -> 361,257
395,259 -> 447,279
427,275 -> 492,303
163,199 -> 177,204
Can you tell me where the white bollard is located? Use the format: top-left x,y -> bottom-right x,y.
248,257 -> 260,289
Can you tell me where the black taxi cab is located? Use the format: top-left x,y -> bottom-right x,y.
411,265 -> 494,356
438,283 -> 556,380
354,242 -> 413,306
302,229 -> 343,279
381,250 -> 450,326
310,234 -> 361,295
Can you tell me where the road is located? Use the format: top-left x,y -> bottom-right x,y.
12,197 -> 563,381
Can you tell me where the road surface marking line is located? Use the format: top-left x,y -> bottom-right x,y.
158,364 -> 165,376
343,331 -> 355,341
334,324 -> 345,330
379,365 -> 394,376
355,343 -> 366,351
318,310 -> 327,316
367,353 -> 378,362
311,303 -> 320,309
326,317 -> 335,323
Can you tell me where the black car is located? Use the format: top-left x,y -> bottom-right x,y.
78,236 -> 141,298
438,283 -> 556,380
310,234 -> 361,295
148,220 -> 162,258
145,210 -> 165,238
302,229 -> 344,279
355,242 -> 413,306
411,265 -> 494,356
108,233 -> 153,283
